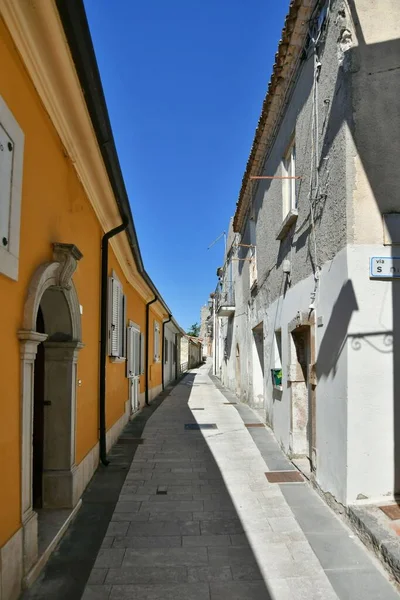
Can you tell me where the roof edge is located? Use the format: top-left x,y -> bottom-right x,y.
233,0 -> 317,233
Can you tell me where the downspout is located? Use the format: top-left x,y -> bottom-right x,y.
99,216 -> 129,466
145,296 -> 157,405
175,333 -> 178,380
161,314 -> 172,391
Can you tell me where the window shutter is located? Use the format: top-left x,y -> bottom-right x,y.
126,325 -> 134,377
109,277 -> 122,357
0,124 -> 13,248
134,328 -> 140,376
121,294 -> 127,358
154,321 -> 160,362
140,333 -> 145,375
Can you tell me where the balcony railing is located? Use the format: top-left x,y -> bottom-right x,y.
216,281 -> 235,317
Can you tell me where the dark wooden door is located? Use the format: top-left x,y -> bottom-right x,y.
33,307 -> 45,509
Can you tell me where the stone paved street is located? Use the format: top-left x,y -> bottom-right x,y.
79,361 -> 400,600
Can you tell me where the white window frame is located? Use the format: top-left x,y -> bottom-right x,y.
154,320 -> 161,362
0,95 -> 24,281
108,271 -> 126,361
282,136 -> 296,218
127,321 -> 141,378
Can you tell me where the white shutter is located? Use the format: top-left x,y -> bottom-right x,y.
126,325 -> 134,377
109,277 -> 122,357
140,333 -> 145,374
134,328 -> 140,376
154,321 -> 160,362
121,294 -> 127,357
0,124 -> 13,248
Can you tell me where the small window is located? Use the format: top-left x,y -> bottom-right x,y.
154,320 -> 160,362
0,95 -> 25,281
108,273 -> 126,359
282,137 -> 296,217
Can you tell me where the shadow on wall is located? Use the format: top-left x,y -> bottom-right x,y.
316,279 -> 358,380
320,1 -> 400,491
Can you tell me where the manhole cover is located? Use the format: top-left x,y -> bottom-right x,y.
184,423 -> 217,430
265,471 -> 304,483
191,408 -> 204,411
245,423 -> 265,428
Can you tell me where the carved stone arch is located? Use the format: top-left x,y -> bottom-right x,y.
22,243 -> 83,340
18,243 -> 83,575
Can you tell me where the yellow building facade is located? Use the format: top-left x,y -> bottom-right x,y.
0,2 -> 179,598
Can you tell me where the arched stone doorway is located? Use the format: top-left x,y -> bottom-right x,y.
18,243 -> 83,574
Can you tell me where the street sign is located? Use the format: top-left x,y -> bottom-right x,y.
370,257 -> 400,278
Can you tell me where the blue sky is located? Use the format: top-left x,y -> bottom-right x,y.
84,0 -> 289,331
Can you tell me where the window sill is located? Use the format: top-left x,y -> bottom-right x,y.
273,384 -> 283,391
110,356 -> 126,364
276,209 -> 298,241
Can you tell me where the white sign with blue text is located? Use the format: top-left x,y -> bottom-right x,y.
370,257 -> 400,278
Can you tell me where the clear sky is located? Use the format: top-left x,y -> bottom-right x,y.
83,0 -> 289,331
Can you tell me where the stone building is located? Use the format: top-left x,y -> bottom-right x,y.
212,0 -> 400,508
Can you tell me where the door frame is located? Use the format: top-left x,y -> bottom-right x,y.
127,321 -> 141,413
287,311 -> 317,469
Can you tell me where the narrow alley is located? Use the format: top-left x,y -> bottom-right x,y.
24,363 -> 400,600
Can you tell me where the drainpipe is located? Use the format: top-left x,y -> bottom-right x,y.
145,296 -> 157,405
99,216 -> 129,466
161,314 -> 172,390
175,333 -> 178,381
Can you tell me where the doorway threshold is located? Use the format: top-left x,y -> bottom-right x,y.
24,501 -> 82,588
291,457 -> 312,481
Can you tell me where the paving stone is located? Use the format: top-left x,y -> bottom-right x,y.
114,501 -> 141,513
194,510 -> 237,520
148,511 -> 194,522
327,568 -> 400,600
267,517 -> 300,533
122,547 -> 208,567
112,535 -> 182,548
81,585 -> 112,599
100,537 -> 114,549
94,548 -> 125,568
210,581 -> 271,600
111,512 -> 150,522
187,566 -> 232,582
280,483 -> 325,507
289,504 -> 345,534
285,576 -> 340,600
183,534 -> 231,547
105,522 -> 129,537
105,566 -> 187,584
200,519 -> 244,535
307,532 -> 374,570
140,500 -> 203,512
87,569 -> 108,585
208,546 -> 258,566
109,583 -> 210,600
230,564 -> 264,581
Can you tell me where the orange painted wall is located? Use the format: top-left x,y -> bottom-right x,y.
106,251 -> 147,428
0,18 -> 101,546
